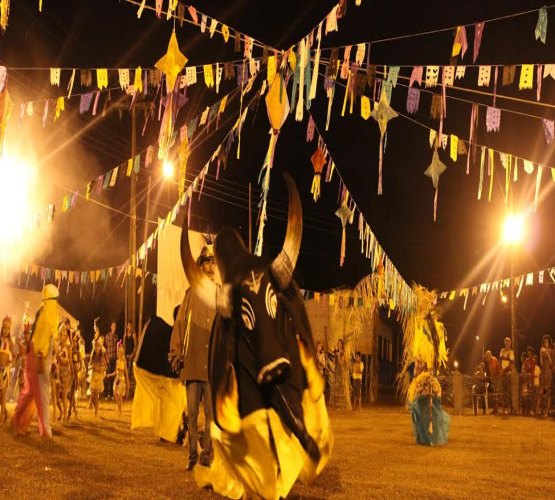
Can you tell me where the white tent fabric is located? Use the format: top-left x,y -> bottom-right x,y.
156,224 -> 219,326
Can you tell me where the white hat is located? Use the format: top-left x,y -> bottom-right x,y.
43,284 -> 59,300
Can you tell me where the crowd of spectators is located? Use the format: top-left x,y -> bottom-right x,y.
472,335 -> 554,416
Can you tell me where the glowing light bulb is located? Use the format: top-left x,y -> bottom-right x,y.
163,161 -> 174,178
502,213 -> 525,244
454,360 -> 459,369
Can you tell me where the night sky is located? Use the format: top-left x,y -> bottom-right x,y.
1,0 -> 554,370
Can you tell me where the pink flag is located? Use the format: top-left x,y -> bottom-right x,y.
473,22 -> 485,63
409,66 -> 423,87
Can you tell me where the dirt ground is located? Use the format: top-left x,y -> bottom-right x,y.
0,400 -> 553,499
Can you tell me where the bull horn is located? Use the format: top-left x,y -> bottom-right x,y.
180,224 -> 232,318
271,172 -> 303,290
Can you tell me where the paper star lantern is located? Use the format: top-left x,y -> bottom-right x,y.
335,201 -> 353,267
155,31 -> 188,93
424,147 -> 447,221
265,73 -> 290,133
371,89 -> 398,137
424,148 -> 447,189
310,147 -> 326,202
370,90 -> 398,195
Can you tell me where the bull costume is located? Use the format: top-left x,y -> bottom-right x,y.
11,284 -> 60,439
180,173 -> 332,499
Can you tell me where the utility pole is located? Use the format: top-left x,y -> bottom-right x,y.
510,252 -> 516,358
115,100 -> 151,332
138,174 -> 152,335
128,106 -> 138,331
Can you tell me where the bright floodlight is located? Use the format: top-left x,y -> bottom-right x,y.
501,294 -> 508,304
475,335 -> 479,340
163,160 -> 174,178
454,360 -> 459,369
502,213 -> 525,244
0,153 -> 35,245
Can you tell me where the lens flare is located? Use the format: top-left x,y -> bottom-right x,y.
0,153 -> 35,249
502,213 -> 525,244
163,161 -> 174,178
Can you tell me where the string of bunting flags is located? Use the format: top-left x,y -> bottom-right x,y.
314,3 -> 552,55
7,55 -> 264,127
27,84 -> 240,230
313,63 -> 555,220
128,0 -> 279,53
11,80 -> 262,297
438,264 -> 555,310
305,109 -> 416,317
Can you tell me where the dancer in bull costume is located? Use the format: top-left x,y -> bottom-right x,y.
180,173 -> 332,499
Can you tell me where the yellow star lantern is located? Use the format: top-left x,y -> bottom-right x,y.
155,31 -> 188,92
265,73 -> 290,133
370,89 -> 398,195
263,72 -> 290,169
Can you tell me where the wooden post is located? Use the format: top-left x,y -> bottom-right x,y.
138,174 -> 152,335
128,106 -> 138,330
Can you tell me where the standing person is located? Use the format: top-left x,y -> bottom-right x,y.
89,339 -> 107,418
50,342 -> 61,421
11,284 -> 60,439
103,321 -> 118,400
315,341 -> 326,376
169,244 -> 216,472
57,326 -> 73,422
123,321 -> 137,398
536,335 -> 553,416
68,326 -> 84,419
0,316 -> 14,423
352,351 -> 364,411
499,337 -> 515,414
484,350 -> 502,414
88,318 -> 102,410
329,339 -> 351,410
109,343 -> 129,415
13,323 -> 31,398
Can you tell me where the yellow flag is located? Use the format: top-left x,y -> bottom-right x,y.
221,24 -> 229,42
204,64 -> 214,87
54,97 -> 64,121
97,69 -> 108,90
134,67 -> 143,93
450,134 -> 458,162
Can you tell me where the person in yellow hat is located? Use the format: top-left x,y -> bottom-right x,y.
11,284 -> 59,438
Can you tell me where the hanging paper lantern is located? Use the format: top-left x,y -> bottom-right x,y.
155,31 -> 188,93
335,198 -> 353,267
256,72 -> 290,256
264,72 -> 290,170
371,89 -> 398,195
156,31 -> 188,161
310,146 -> 326,201
424,147 -> 447,221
